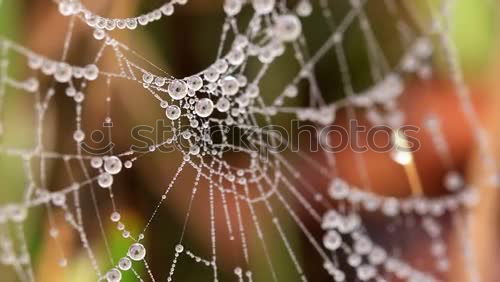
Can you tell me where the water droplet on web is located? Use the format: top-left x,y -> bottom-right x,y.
25,78 -> 39,92
74,92 -> 85,103
328,178 -> 349,200
252,0 -> 275,14
128,243 -> 146,261
274,14 -> 302,42
323,230 -> 342,251
105,268 -> 122,282
110,212 -> 121,222
245,84 -> 259,98
321,210 -> 341,230
227,49 -> 245,65
234,267 -> 242,275
118,257 -> 132,271
93,29 -> 106,40
90,157 -> 103,168
214,59 -> 229,73
189,145 -> 200,155
28,54 -> 43,69
296,0 -> 313,17
204,67 -> 220,82
175,244 -> 184,253
124,160 -> 132,168
41,60 -> 56,75
73,130 -> 85,142
142,73 -> 154,84
126,18 -> 138,29
52,192 -> 66,206
216,98 -> 230,112
221,76 -> 240,96
161,3 -> 175,16
224,0 -> 242,16
98,172 -> 114,188
186,75 -> 203,91
168,80 -> 188,100
166,105 -> 181,120
356,264 -> 376,281
195,98 -> 214,118
284,85 -> 298,97
54,63 -> 72,83
347,253 -> 361,267
444,171 -> 463,191
104,156 -> 123,175
154,77 -> 166,87
83,64 -> 99,81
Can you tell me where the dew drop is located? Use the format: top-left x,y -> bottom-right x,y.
323,230 -> 342,251
175,244 -> 184,253
52,192 -> 66,206
214,59 -> 229,73
444,171 -> 463,191
274,14 -> 302,42
165,105 -> 181,120
154,77 -> 166,87
104,156 -> 122,175
124,160 -> 133,168
41,60 -> 56,75
224,0 -> 242,16
189,145 -> 200,155
98,172 -> 114,188
245,84 -> 259,98
284,85 -> 298,97
28,54 -> 43,70
128,243 -> 146,261
296,0 -> 313,17
194,98 -> 214,118
118,257 -> 132,271
25,78 -> 39,92
168,80 -> 188,100
328,178 -> 349,200
252,0 -> 275,14
161,3 -> 175,16
142,73 -> 154,84
74,92 -> 85,103
83,64 -> 99,81
54,63 -> 72,83
221,76 -> 240,96
110,212 -> 121,222
216,98 -> 230,112
204,67 -> 220,82
126,18 -> 138,29
105,268 -> 122,282
90,157 -> 103,168
73,130 -> 85,142
186,76 -> 203,91
227,49 -> 245,66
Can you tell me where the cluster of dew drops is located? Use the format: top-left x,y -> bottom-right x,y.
96,1 -> 309,280
51,0 -> 338,281
134,3 -> 304,160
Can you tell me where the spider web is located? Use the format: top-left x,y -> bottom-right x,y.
0,0 -> 495,281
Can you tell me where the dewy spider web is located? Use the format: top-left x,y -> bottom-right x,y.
0,0 -> 496,281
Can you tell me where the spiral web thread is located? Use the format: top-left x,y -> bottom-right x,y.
0,0 -> 495,281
